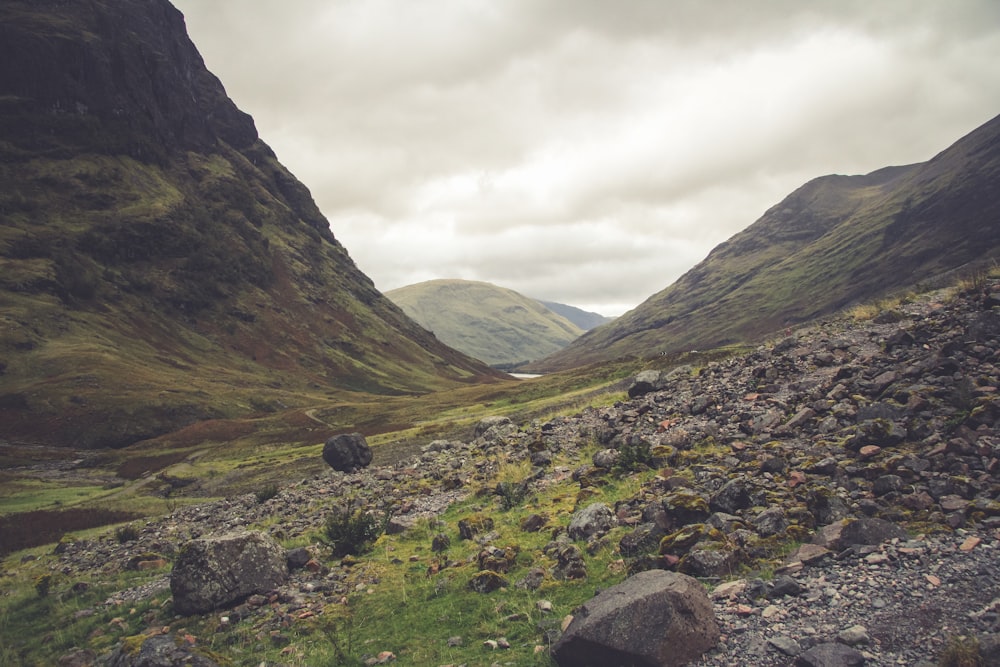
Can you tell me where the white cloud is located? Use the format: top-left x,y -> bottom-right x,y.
175,0 -> 1000,316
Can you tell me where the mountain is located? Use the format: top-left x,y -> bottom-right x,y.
385,279 -> 584,367
529,113 -> 1000,372
536,300 -> 613,331
0,0 -> 502,449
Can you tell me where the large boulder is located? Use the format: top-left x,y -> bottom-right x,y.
552,569 -> 720,667
170,531 -> 288,615
322,432 -> 373,473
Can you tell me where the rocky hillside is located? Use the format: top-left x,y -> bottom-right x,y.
0,0 -> 502,449
386,279 -> 585,367
531,113 -> 1000,372
8,278 -> 1000,665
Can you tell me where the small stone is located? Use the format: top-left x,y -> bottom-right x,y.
837,624 -> 870,646
960,536 -> 981,551
769,635 -> 802,656
537,600 -> 553,613
762,605 -> 782,619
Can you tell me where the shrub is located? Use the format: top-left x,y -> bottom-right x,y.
495,480 -> 530,511
115,524 -> 140,543
321,504 -> 389,558
254,484 -> 279,504
938,634 -> 984,667
34,574 -> 52,598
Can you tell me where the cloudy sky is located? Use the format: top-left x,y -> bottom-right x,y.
173,0 -> 1000,316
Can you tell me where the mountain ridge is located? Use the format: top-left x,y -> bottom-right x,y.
528,112 -> 1000,372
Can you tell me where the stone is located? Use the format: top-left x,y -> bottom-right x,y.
468,570 -> 508,593
567,502 -> 616,541
474,415 -> 513,438
753,507 -> 789,537
628,370 -> 663,398
836,625 -> 869,646
322,432 -> 373,473
794,642 -> 866,666
552,570 -> 719,667
104,634 -> 220,667
170,531 -> 288,615
838,517 -> 908,548
710,478 -> 754,514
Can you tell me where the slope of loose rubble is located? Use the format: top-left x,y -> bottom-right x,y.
36,281 -> 1000,665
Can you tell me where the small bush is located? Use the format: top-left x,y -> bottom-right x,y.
34,574 -> 52,598
322,505 -> 389,558
938,634 -> 984,667
254,484 -> 279,504
496,480 -> 530,511
115,524 -> 140,543
614,437 -> 654,474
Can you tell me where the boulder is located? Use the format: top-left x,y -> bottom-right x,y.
794,642 -> 866,666
628,370 -> 663,398
104,634 -> 220,667
474,415 -> 513,438
567,502 -> 616,541
322,432 -> 373,473
552,570 -> 720,667
170,531 -> 288,615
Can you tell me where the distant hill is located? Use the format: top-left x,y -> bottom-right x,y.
386,280 -> 585,367
0,0 -> 502,449
536,301 -> 613,331
529,113 -> 1000,372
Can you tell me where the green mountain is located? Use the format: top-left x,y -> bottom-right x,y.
385,279 -> 585,367
530,113 -> 1000,372
0,0 -> 502,449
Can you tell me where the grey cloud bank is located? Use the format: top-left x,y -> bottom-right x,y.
174,0 -> 1000,316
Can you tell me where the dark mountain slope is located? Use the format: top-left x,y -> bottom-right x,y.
531,113 -> 1000,371
0,0 -> 502,448
386,279 -> 584,366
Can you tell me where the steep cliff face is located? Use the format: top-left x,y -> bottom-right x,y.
0,0 -> 502,448
532,113 -> 1000,371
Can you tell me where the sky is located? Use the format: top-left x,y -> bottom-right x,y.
172,0 -> 1000,317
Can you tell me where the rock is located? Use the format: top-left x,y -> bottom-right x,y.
567,502 -> 616,541
592,448 -> 621,469
104,634 -> 220,667
619,522 -> 667,558
838,517 -> 908,548
552,570 -> 719,667
837,625 -> 870,646
170,531 -> 288,615
710,478 -> 754,514
474,415 -> 513,438
286,547 -> 311,570
322,432 -> 373,473
468,570 -> 508,593
628,370 -> 663,398
794,642 -> 866,666
752,507 -> 789,536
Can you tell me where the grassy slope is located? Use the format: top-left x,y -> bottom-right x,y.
386,279 -> 585,366
531,113 -> 1000,372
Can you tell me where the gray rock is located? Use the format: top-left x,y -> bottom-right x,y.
322,432 -> 373,473
628,370 -> 663,398
104,634 -> 220,667
838,517 -> 908,548
474,415 -> 513,438
795,642 -> 866,666
170,531 -> 288,615
710,477 -> 754,514
552,570 -> 720,667
567,502 -> 616,541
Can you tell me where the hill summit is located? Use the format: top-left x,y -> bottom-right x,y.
0,0 -> 501,449
386,279 -> 585,367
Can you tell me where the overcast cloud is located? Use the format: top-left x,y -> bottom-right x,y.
173,0 -> 1000,316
